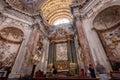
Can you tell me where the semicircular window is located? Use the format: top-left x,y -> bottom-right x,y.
53,18 -> 70,25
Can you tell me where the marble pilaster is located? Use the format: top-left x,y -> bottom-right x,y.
81,17 -> 112,73
9,30 -> 31,78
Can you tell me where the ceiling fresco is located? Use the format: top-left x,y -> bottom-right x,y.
6,0 -> 73,25
6,0 -> 39,14
39,0 -> 73,25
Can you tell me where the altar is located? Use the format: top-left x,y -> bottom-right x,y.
47,27 -> 78,75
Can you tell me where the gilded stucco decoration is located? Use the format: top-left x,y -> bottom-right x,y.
40,0 -> 72,25
93,5 -> 120,30
49,27 -> 72,42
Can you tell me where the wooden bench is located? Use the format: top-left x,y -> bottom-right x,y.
110,71 -> 120,80
0,77 -> 7,80
32,77 -> 99,80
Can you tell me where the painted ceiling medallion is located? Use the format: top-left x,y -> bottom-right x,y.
0,27 -> 24,43
6,0 -> 39,15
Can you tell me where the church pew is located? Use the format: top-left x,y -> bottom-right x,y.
110,71 -> 120,80
0,77 -> 7,80
32,77 -> 99,80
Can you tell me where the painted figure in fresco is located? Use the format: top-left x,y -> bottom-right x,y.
88,64 -> 96,78
9,0 -> 38,12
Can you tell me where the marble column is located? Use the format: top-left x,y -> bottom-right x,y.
43,39 -> 49,74
48,42 -> 55,67
73,13 -> 93,70
42,39 -> 49,71
74,35 -> 85,70
67,40 -> 73,63
70,39 -> 77,63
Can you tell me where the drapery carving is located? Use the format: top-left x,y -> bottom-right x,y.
49,27 -> 72,42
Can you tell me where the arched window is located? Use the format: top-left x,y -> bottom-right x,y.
53,18 -> 70,25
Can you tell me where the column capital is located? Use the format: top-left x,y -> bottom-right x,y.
72,7 -> 81,17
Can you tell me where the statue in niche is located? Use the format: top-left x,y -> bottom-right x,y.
32,38 -> 43,64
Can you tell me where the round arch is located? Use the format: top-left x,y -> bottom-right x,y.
92,1 -> 120,27
93,5 -> 120,30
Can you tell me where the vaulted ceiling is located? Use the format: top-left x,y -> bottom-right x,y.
6,0 -> 73,25
39,0 -> 72,25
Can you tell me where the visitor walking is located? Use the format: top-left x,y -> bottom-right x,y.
80,68 -> 85,77
52,65 -> 58,77
88,64 -> 96,78
95,62 -> 108,80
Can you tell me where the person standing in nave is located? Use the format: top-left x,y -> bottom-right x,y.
112,59 -> 120,71
52,65 -> 58,77
95,62 -> 108,80
79,68 -> 85,77
88,64 -> 96,78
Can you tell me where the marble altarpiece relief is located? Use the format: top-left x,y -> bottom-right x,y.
56,42 -> 68,61
0,27 -> 23,70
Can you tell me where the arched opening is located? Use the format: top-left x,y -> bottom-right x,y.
0,27 -> 24,77
93,5 -> 120,70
